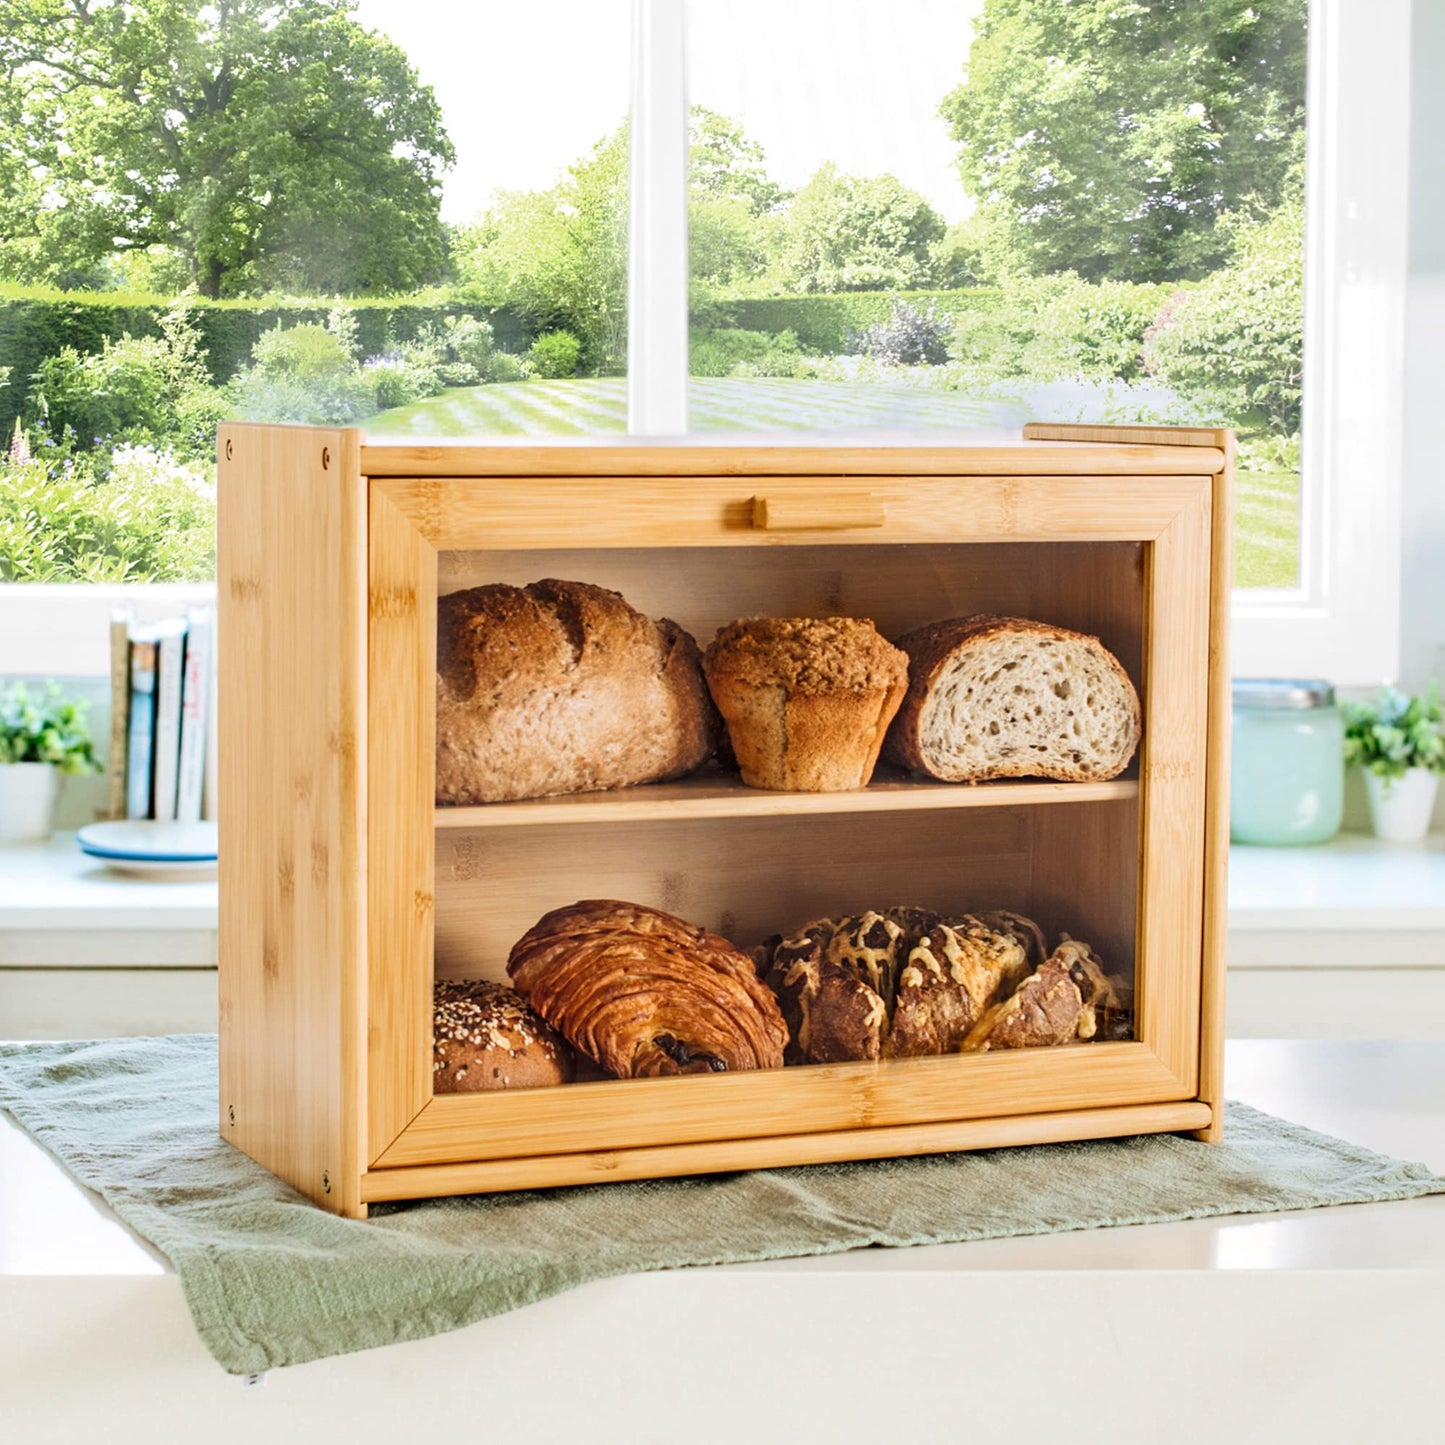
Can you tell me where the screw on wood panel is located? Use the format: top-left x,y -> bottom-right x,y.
227,1104 -> 235,1125
321,446 -> 331,470
322,1170 -> 332,1194
224,437 -> 233,461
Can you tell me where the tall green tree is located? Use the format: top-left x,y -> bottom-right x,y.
0,0 -> 454,296
689,108 -> 785,299
775,163 -> 945,293
455,125 -> 628,370
940,0 -> 1307,282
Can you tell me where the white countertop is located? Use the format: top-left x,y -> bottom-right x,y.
2,1040 -> 1443,1444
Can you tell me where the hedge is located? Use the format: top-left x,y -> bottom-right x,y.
716,289 -> 1008,353
0,285 -> 530,434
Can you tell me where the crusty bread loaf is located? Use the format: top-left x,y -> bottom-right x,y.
432,979 -> 576,1091
436,579 -> 717,805
885,615 -> 1141,783
703,617 -> 909,792
507,900 -> 787,1077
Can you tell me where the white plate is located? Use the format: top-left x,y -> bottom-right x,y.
89,855 -> 218,880
76,819 -> 218,864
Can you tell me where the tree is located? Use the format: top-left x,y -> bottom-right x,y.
688,109 -> 784,300
774,164 -> 945,293
689,108 -> 787,217
0,0 -> 454,296
454,126 -> 628,371
940,0 -> 1307,282
1144,185 -> 1305,434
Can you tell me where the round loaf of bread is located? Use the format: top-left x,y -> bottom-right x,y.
884,615 -> 1141,783
436,579 -> 717,805
703,617 -> 909,791
433,979 -> 576,1092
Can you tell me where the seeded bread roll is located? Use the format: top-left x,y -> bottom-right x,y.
436,579 -> 717,805
884,615 -> 1141,783
433,979 -> 576,1091
507,900 -> 787,1078
703,617 -> 909,792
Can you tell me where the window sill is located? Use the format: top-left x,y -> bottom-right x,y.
1,831 -> 1441,971
1228,831 -> 1445,968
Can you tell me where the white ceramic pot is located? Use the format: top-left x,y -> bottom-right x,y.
0,762 -> 60,844
1363,767 -> 1440,843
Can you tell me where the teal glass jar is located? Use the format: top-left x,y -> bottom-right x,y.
1230,680 -> 1344,845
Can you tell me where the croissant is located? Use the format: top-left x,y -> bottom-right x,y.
507,900 -> 787,1078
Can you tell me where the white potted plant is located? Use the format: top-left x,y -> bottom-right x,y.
1343,686 -> 1444,843
0,682 -> 100,844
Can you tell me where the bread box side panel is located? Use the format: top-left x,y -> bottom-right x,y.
218,423 -> 368,1218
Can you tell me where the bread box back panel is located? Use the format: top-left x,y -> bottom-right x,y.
217,425 -> 1231,1217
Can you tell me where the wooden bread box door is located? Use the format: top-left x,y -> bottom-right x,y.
218,425 -> 1231,1217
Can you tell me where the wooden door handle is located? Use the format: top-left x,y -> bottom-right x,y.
752,494 -> 886,531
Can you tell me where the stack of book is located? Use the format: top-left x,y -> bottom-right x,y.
106,609 -> 217,823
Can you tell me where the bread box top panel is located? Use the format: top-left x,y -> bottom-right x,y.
358,436 -> 1227,480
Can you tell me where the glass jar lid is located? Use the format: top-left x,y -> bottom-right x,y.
1232,678 -> 1336,710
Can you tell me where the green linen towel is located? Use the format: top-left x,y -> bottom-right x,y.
1,1033 -> 1441,1375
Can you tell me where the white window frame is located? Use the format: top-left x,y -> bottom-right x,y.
0,0 -> 1412,685
1229,0 -> 1411,685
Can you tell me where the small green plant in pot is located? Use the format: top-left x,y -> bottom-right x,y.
1342,686 -> 1444,842
0,682 -> 100,843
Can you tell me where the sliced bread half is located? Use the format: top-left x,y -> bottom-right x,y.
884,615 -> 1141,783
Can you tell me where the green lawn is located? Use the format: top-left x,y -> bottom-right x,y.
369,378 -> 1298,589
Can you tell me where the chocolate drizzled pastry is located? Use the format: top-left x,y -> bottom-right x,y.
964,937 -> 1134,1050
507,900 -> 787,1078
756,908 -> 1132,1064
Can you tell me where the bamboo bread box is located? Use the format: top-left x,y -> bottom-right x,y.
218,422 -> 1232,1218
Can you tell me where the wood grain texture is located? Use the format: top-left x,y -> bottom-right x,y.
433,806 -> 1035,974
1135,482 -> 1212,1093
1022,422 -> 1226,450
437,539 -> 1145,680
372,1041 -> 1190,1168
753,493 -> 885,530
435,774 -> 1139,830
361,1100 -> 1212,1200
217,422 -> 367,1218
361,442 -> 1226,479
1195,430 -> 1235,1139
366,486 -> 438,1165
378,475 -> 1204,551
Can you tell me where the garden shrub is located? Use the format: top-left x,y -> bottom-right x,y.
527,330 -> 582,379
848,300 -> 951,366
28,300 -> 229,460
0,284 -> 530,434
249,323 -> 355,381
723,289 -> 1006,354
437,362 -> 480,387
1144,196 -> 1304,434
0,443 -> 214,583
442,314 -> 495,371
481,351 -> 531,383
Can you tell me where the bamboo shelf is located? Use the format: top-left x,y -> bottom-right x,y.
217,422 -> 1233,1218
433,773 -> 1141,830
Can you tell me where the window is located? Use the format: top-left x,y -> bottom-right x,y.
0,0 -> 1410,683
